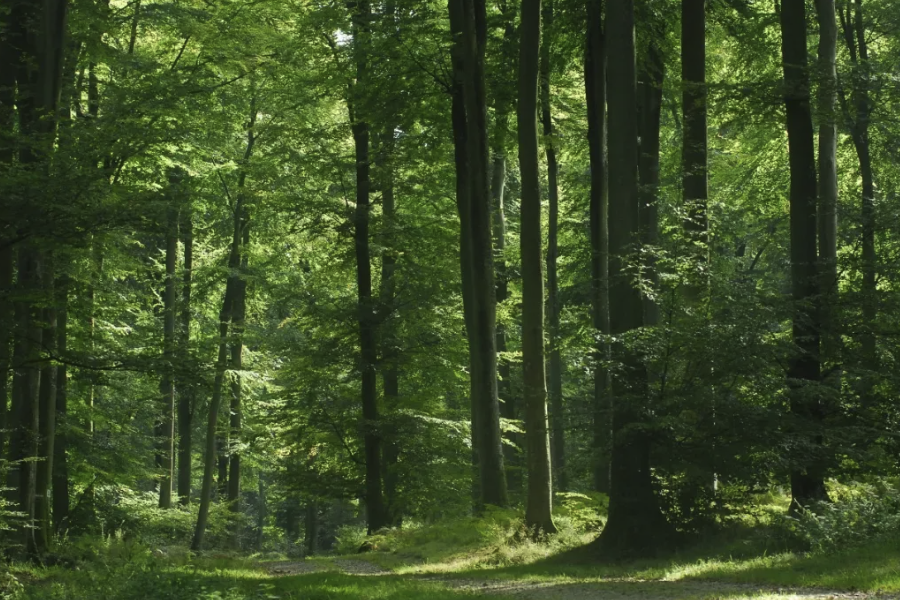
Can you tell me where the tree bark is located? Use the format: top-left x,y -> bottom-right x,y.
779,0 -> 828,509
35,264 -> 56,552
350,0 -> 387,534
815,0 -> 839,390
158,197 -> 178,509
52,274 -> 69,533
585,0 -> 611,494
460,0 -> 507,510
541,0 -> 566,494
519,0 -> 556,535
596,0 -> 672,557
177,207 -> 194,505
305,500 -> 319,556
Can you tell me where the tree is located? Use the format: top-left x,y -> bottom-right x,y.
596,0 -> 672,557
519,0 -> 556,535
779,0 -> 829,509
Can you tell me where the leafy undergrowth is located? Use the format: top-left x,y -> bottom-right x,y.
341,492 -> 606,573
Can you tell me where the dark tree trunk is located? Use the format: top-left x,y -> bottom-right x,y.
681,0 -> 708,250
305,500 -> 318,556
52,274 -> 69,533
541,0 -> 565,494
595,0 -> 672,557
378,129 -> 401,528
460,0 -> 507,510
779,0 -> 828,509
191,197 -> 243,551
585,0 -> 610,494
0,246 -> 12,460
448,0 -> 480,504
350,0 -> 387,534
35,265 -> 56,552
519,0 -> 556,535
177,208 -> 194,505
638,42 -> 664,326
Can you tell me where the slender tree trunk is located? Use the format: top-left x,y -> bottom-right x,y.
350,0 -> 387,534
682,0 -> 708,250
815,0 -> 839,390
0,246 -> 12,460
0,13 -> 14,461
839,0 -> 875,399
519,0 -> 556,534
596,0 -> 672,557
541,0 -> 565,494
158,200 -> 178,509
378,129 -> 402,528
585,0 -> 611,494
305,500 -> 318,556
191,199 -> 243,551
460,0 -> 507,509
52,274 -> 69,533
779,0 -> 828,509
177,208 -> 194,505
35,264 -> 56,552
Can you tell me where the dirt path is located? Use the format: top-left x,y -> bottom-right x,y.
266,560 -> 887,599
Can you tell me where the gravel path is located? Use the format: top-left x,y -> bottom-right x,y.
265,559 -> 389,577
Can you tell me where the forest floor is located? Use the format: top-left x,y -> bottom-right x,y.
252,536 -> 900,600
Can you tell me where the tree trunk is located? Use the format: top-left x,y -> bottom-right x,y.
35,264 -> 56,552
682,0 -> 708,251
585,0 -> 611,494
459,0 -> 507,509
541,0 -> 565,494
815,0 -> 839,391
448,0 -> 481,505
52,274 -> 69,533
595,0 -> 672,557
839,0 -> 875,400
177,208 -> 194,505
158,200 -> 178,509
9,246 -> 42,556
191,194 -> 244,550
305,500 -> 318,556
779,0 -> 828,509
519,0 -> 556,535
378,129 -> 402,528
0,245 -> 12,461
350,0 -> 387,534
638,42 -> 664,325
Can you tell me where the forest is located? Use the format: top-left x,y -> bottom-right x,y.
1,0 -> 900,597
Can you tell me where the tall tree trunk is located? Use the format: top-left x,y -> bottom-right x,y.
378,129 -> 402,528
779,0 -> 828,509
682,0 -> 708,253
448,0 -> 481,504
52,274 -> 69,533
305,500 -> 318,556
815,0 -> 839,390
519,0 -> 556,534
596,0 -> 672,557
228,100 -> 256,521
0,10 -> 14,461
350,0 -> 387,534
541,0 -> 565,494
35,264 -> 56,552
9,247 -> 42,556
460,0 -> 507,509
638,43 -> 664,324
839,0 -> 875,400
177,207 -> 194,505
191,198 -> 243,551
0,245 -> 12,460
158,198 -> 178,509
585,0 -> 610,494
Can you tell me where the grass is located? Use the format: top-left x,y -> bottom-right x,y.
10,488 -> 900,599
